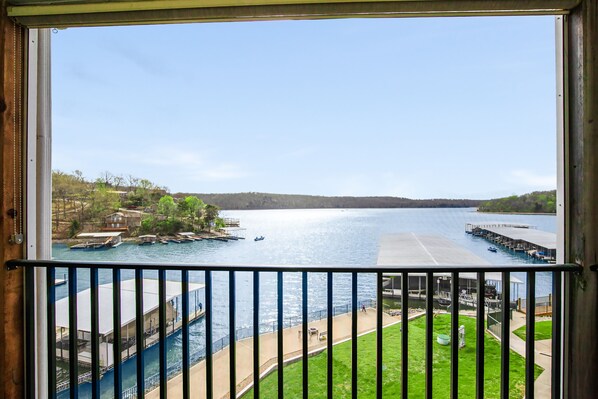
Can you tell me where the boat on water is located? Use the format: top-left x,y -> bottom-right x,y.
178,232 -> 202,241
488,246 -> 498,253
254,236 -> 265,241
138,234 -> 157,246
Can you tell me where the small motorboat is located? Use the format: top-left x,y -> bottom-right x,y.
254,236 -> 265,241
138,235 -> 157,246
488,246 -> 498,253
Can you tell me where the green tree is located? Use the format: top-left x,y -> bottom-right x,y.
202,204 -> 220,231
67,220 -> 81,238
88,183 -> 121,223
157,195 -> 177,219
178,196 -> 205,225
140,215 -> 157,234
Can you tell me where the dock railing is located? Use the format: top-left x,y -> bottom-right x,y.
7,259 -> 580,399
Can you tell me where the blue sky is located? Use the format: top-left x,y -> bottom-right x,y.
52,16 -> 557,199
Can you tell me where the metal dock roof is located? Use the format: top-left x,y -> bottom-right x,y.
77,232 -> 123,238
481,226 -> 556,250
377,233 -> 522,284
55,278 -> 204,335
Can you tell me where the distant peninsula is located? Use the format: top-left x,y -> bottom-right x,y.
477,190 -> 556,214
175,192 -> 482,210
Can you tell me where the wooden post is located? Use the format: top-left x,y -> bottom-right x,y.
566,0 -> 598,397
0,10 -> 27,399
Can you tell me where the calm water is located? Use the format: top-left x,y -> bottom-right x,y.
54,208 -> 556,398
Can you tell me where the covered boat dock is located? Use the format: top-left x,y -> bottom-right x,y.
54,278 -> 205,369
466,223 -> 556,262
377,233 -> 522,305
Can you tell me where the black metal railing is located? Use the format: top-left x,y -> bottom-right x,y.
8,259 -> 580,399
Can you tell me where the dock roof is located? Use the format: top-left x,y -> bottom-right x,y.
77,232 -> 123,238
377,233 -> 522,284
481,226 -> 556,250
55,279 -> 204,335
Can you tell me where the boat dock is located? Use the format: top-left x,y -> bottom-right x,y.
466,223 -> 556,262
377,233 -> 522,306
54,279 -> 205,370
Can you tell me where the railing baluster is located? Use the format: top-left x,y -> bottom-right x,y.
352,272 -> 357,399
25,265 -> 35,399
526,272 -> 536,399
68,267 -> 78,399
230,270 -> 237,399
377,272 -> 383,399
401,272 -> 409,398
4,260 -> 577,399
181,270 -> 190,399
426,272 -> 433,399
476,272 -> 485,399
158,269 -> 167,399
253,271 -> 260,398
302,271 -> 308,399
552,271 -> 562,399
113,268 -> 122,399
90,267 -> 100,399
451,272 -> 458,399
501,271 -> 510,399
206,270 -> 213,399
328,271 -> 334,399
277,271 -> 283,399
135,269 -> 145,399
47,266 -> 56,399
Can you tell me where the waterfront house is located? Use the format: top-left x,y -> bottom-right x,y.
104,209 -> 143,233
1,1 -> 598,398
103,212 -> 128,232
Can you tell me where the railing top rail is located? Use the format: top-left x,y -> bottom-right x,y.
5,259 -> 582,273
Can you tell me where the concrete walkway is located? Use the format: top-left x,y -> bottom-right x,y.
147,308 -> 401,399
508,311 -> 553,399
147,309 -> 551,399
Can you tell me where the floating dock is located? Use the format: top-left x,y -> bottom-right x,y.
377,233 -> 522,305
466,223 -> 556,262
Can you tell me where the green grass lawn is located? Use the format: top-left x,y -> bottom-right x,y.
242,314 -> 542,399
513,320 -> 552,341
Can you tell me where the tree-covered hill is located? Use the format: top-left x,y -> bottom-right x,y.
177,192 -> 482,210
52,170 -> 224,238
477,190 -> 556,214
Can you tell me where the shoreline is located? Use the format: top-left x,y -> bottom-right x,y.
476,211 -> 556,216
52,231 -> 231,244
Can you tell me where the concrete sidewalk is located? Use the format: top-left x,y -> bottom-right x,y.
147,308 -> 401,399
508,311 -> 553,399
147,309 -> 550,399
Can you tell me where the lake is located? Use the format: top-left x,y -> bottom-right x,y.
53,207 -> 556,398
